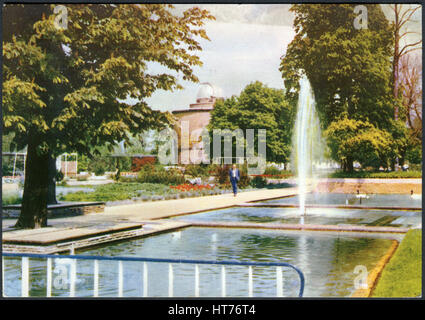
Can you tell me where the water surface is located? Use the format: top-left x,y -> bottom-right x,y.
3,227 -> 399,297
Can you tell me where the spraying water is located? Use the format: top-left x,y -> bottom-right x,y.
292,76 -> 325,218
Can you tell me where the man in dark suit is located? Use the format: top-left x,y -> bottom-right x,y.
229,164 -> 240,197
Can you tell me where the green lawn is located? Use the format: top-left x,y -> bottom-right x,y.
372,229 -> 422,297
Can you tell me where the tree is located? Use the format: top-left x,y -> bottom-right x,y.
399,53 -> 422,144
389,4 -> 422,120
280,4 -> 394,130
324,115 -> 395,171
207,81 -> 295,164
3,4 -> 214,228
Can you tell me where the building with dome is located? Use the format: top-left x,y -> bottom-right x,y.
172,83 -> 221,164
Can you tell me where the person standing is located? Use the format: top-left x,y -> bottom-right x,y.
229,164 -> 240,197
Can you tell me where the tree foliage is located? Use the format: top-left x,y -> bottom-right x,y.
3,4 -> 214,155
208,81 -> 295,164
280,4 -> 394,130
2,4 -> 214,228
324,115 -> 396,171
280,4 -> 416,170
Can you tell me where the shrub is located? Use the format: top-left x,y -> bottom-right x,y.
2,192 -> 22,205
57,179 -> 68,186
56,170 -> 64,182
185,164 -> 208,177
264,166 -> 282,175
137,165 -> 184,185
406,144 -> 422,164
214,165 -> 230,184
251,175 -> 267,188
238,167 -> 251,189
93,165 -> 106,176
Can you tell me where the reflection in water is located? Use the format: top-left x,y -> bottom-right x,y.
263,193 -> 422,208
174,206 -> 421,229
3,227 -> 397,297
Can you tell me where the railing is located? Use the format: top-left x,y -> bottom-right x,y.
3,252 -> 305,297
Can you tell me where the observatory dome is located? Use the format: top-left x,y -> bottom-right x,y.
197,82 -> 215,99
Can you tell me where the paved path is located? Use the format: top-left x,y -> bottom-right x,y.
103,187 -> 299,220
2,187 -> 299,231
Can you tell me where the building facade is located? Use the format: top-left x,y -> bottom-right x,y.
172,83 -> 221,164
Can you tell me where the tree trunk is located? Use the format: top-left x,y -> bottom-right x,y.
346,157 -> 354,173
47,152 -> 58,204
393,4 -> 400,120
15,138 -> 49,229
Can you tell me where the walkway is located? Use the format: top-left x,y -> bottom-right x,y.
2,187 -> 299,231
2,187 -> 300,253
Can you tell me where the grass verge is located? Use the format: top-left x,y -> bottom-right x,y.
372,229 -> 422,297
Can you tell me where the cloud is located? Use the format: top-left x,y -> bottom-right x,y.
145,20 -> 295,112
170,4 -> 295,27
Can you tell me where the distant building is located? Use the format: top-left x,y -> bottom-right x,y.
172,83 -> 222,164
56,153 -> 78,177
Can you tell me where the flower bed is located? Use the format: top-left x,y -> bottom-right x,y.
170,184 -> 215,192
250,174 -> 293,179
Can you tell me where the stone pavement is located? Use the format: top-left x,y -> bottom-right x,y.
2,187 -> 299,232
1,187 -> 300,253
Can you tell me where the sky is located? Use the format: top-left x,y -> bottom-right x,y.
141,4 -> 295,112
138,4 -> 422,113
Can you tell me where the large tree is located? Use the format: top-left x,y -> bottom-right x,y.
280,4 -> 394,130
279,4 -> 411,170
388,4 -> 422,120
2,4 -> 214,228
207,81 -> 295,165
399,53 -> 422,144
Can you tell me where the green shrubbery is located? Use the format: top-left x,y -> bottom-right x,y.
59,182 -> 176,202
2,192 -> 22,205
59,182 -> 226,203
264,166 -> 282,175
250,175 -> 267,188
136,165 -> 184,185
184,164 -> 210,178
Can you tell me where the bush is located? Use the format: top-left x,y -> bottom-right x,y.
185,164 -> 208,177
406,145 -> 422,164
214,165 -> 230,185
93,164 -> 106,176
251,175 -> 267,188
264,166 -> 282,175
2,192 -> 22,205
137,165 -> 184,185
57,179 -> 68,186
56,170 -> 64,182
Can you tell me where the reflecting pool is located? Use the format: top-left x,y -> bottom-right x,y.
259,193 -> 421,208
172,206 -> 421,228
3,227 -> 401,297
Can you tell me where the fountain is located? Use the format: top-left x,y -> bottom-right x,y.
292,75 -> 326,218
